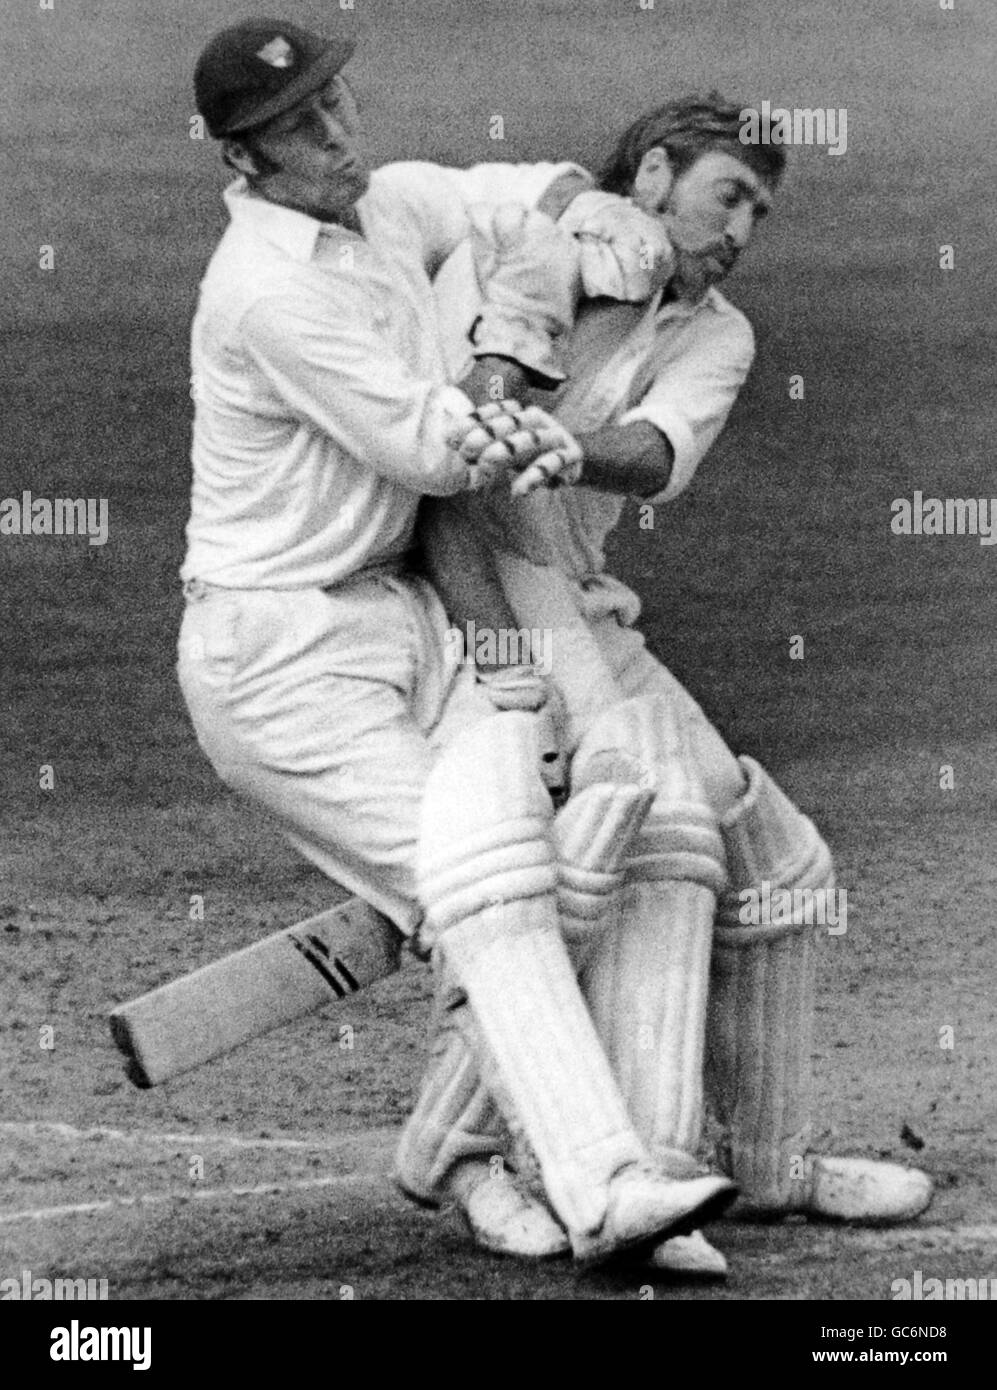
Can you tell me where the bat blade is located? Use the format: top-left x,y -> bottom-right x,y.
109,898 -> 401,1087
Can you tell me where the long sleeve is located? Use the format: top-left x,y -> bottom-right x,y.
241,283 -> 474,496
369,160 -> 591,280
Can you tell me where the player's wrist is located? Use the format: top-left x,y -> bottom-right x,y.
469,315 -> 567,391
461,355 -> 532,406
476,662 -> 551,712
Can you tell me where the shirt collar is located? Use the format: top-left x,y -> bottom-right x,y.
223,178 -> 359,264
655,284 -> 724,324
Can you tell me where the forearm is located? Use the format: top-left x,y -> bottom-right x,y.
419,496 -> 529,670
575,420 -> 674,498
458,355 -> 531,407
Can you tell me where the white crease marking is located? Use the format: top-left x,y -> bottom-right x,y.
0,1173 -> 385,1225
0,1120 -> 395,1153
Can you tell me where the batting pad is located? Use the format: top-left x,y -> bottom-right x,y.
418,711 -> 645,1238
580,696 -> 727,1167
398,734 -> 653,1209
718,756 -> 833,905
394,1000 -> 507,1207
553,749 -> 655,965
707,757 -> 835,1210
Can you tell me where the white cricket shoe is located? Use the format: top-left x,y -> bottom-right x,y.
452,1164 -> 570,1259
735,1155 -> 933,1223
645,1229 -> 729,1279
572,1163 -> 737,1267
806,1156 -> 933,1223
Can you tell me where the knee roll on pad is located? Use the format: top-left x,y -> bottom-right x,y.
554,741 -> 655,958
718,756 -> 834,914
418,712 -> 558,949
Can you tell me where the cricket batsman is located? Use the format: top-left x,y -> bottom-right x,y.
179,17 -> 737,1268
398,95 -> 934,1276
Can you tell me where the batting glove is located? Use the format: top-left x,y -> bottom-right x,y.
448,402 -> 583,496
557,190 -> 674,302
504,404 -> 583,496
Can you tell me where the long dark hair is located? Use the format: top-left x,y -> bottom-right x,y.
600,93 -> 787,195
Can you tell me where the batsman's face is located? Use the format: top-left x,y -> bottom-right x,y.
249,75 -> 370,223
634,148 -> 773,301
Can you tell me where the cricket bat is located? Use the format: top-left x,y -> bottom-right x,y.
109,897 -> 401,1087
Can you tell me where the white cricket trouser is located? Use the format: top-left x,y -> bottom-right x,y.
582,596 -> 745,818
490,550 -> 745,816
176,568 -> 490,935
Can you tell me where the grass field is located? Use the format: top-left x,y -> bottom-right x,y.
2,0 -> 995,1302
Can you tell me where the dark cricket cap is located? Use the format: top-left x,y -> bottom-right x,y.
194,17 -> 355,139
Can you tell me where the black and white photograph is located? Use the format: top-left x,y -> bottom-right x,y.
3,0 -> 994,1343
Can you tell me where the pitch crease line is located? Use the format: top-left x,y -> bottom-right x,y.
0,1120 -> 397,1153
0,1174 -> 387,1225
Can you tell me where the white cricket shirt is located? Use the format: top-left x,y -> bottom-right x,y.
433,235 -> 755,586
183,160 -> 582,590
